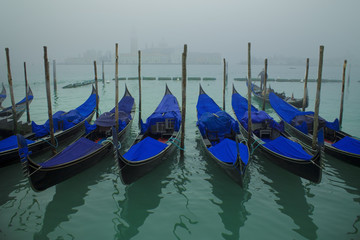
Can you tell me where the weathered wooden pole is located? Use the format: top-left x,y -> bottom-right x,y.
262,58 -> 268,110
180,44 -> 187,154
93,60 -> 99,119
247,43 -> 252,146
44,46 -> 56,154
115,44 -> 119,133
339,59 -> 347,128
223,58 -> 226,111
23,62 -> 31,123
5,48 -> 17,133
138,50 -> 142,128
302,58 -> 309,111
102,60 -> 105,84
312,45 -> 324,150
53,60 -> 57,92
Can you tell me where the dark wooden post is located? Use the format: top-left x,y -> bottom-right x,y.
339,59 -> 347,128
44,47 -> 56,154
138,50 -> 142,128
302,58 -> 309,111
53,60 -> 57,92
223,58 -> 226,111
312,45 -> 324,150
247,43 -> 252,146
23,62 -> 31,123
180,44 -> 187,154
93,61 -> 99,119
115,44 -> 119,133
102,60 -> 105,84
5,48 -> 17,133
262,58 -> 268,110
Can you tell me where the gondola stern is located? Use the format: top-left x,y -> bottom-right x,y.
16,134 -> 32,178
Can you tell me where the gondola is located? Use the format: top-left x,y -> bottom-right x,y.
232,85 -> 321,183
269,91 -> 360,167
0,85 -> 34,133
196,84 -> 250,186
16,85 -> 135,191
248,81 -> 308,109
0,83 -> 6,107
0,86 -> 96,167
112,84 -> 181,185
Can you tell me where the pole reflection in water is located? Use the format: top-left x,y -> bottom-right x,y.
256,154 -> 318,240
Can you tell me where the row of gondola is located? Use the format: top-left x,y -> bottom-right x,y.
1,81 -> 359,192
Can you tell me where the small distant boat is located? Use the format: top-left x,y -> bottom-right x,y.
248,82 -> 308,109
0,86 -> 96,167
16,85 -> 135,191
0,85 -> 34,133
270,92 -> 360,167
232,85 -> 321,183
196,84 -> 250,186
112,84 -> 181,184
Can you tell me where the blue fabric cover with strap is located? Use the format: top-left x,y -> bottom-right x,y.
141,93 -> 181,134
209,138 -> 249,165
332,136 -> 360,155
0,135 -> 35,152
269,92 -> 339,134
31,89 -> 96,138
197,111 -> 239,139
263,136 -> 312,160
40,137 -> 101,167
123,137 -> 167,161
196,93 -> 222,119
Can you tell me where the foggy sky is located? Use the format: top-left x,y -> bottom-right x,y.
1,0 -> 359,65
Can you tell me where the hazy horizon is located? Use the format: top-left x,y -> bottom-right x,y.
1,0 -> 359,66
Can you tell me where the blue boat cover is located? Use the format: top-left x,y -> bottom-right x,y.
196,93 -> 222,119
40,137 -> 102,167
209,138 -> 249,165
197,111 -> 240,139
263,136 -> 312,160
110,95 -> 135,115
141,93 -> 181,134
32,90 -> 96,138
0,135 -> 35,152
123,137 -> 167,161
332,136 -> 360,155
269,92 -> 339,134
232,91 -> 284,132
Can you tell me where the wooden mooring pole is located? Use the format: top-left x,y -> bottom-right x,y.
262,58 -> 268,111
23,62 -> 31,123
339,59 -> 347,128
93,61 -> 99,119
5,48 -> 17,133
53,60 -> 57,92
302,58 -> 309,112
138,50 -> 142,128
115,44 -> 119,133
180,44 -> 187,154
102,60 -> 105,84
44,46 -> 56,154
223,58 -> 226,111
312,45 -> 324,150
247,43 -> 252,146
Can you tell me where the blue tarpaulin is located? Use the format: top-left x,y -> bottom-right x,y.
197,111 -> 239,139
196,93 -> 222,119
141,93 -> 181,134
263,136 -> 312,160
32,89 -> 96,138
40,137 -> 102,167
0,135 -> 35,152
209,138 -> 249,165
332,136 -> 360,155
123,137 -> 167,161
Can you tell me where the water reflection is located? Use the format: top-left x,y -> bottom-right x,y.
33,157 -> 113,240
196,137 -> 252,239
0,164 -> 24,206
257,154 -> 318,240
114,154 -> 175,239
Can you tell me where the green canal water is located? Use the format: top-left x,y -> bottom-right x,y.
0,63 -> 359,239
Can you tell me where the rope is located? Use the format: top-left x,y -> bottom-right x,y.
166,137 -> 185,151
39,135 -> 59,149
250,138 -> 262,155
